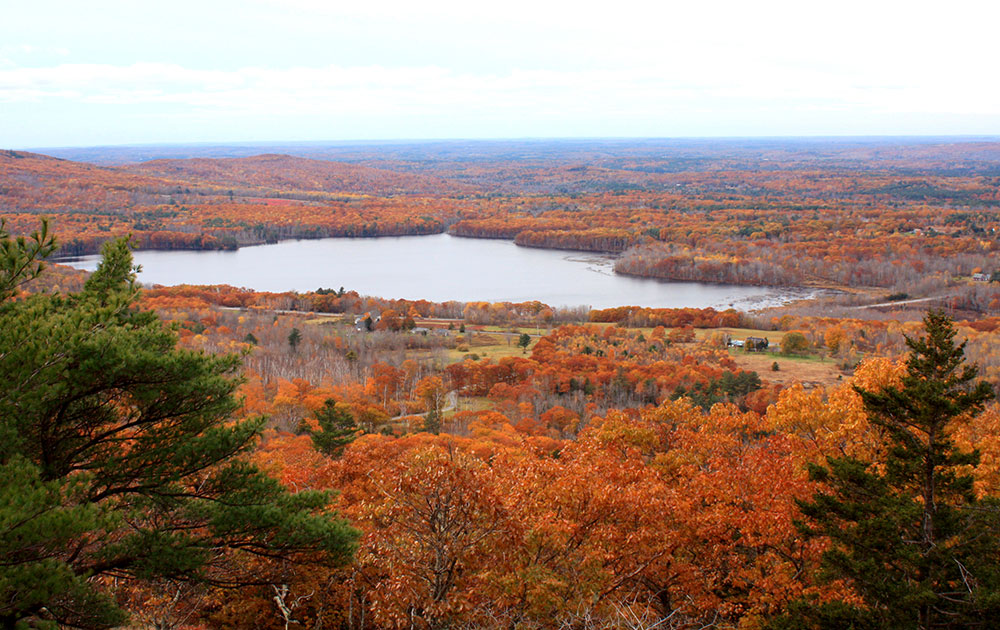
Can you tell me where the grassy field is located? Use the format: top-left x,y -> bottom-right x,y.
476,324 -> 554,336
696,327 -> 777,341
728,349 -> 844,388
302,314 -> 350,325
452,396 -> 494,413
444,331 -> 532,362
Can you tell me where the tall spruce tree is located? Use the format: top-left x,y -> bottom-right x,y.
288,327 -> 302,353
310,398 -> 360,458
0,232 -> 357,630
771,311 -> 1000,629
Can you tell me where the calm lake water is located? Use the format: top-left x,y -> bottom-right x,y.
61,234 -> 811,310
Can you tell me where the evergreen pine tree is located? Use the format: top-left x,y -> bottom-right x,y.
770,311 -> 1000,629
0,233 -> 357,630
288,327 -> 302,352
518,332 -> 531,353
423,407 -> 442,435
0,218 -> 56,300
310,398 -> 360,458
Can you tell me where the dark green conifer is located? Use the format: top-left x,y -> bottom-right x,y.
423,407 -> 442,435
310,398 -> 360,458
518,332 -> 532,353
770,311 -> 1000,630
0,232 -> 357,630
288,327 -> 302,352
0,217 -> 56,300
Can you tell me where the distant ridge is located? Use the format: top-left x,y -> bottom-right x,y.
124,154 -> 476,196
1,149 -> 65,161
0,150 -> 183,213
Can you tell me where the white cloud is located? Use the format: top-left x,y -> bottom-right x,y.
3,0 -> 1000,144
2,59 -> 998,119
0,43 -> 70,58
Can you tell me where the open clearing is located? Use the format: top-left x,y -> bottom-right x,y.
728,351 -> 844,389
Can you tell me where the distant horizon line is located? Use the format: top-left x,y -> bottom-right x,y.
20,134 -> 1000,152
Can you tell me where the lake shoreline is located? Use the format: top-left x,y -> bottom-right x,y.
55,231 -> 845,296
57,233 -> 818,311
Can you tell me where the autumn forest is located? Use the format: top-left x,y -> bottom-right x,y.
4,138 -> 1000,629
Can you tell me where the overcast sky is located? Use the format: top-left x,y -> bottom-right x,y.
3,0 -> 999,148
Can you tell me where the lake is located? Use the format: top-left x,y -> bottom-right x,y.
60,234 -> 811,310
